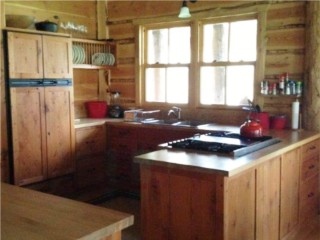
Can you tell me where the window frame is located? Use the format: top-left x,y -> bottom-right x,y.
140,21 -> 192,107
138,12 -> 264,110
198,14 -> 258,107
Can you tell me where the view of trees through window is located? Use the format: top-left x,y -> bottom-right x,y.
143,18 -> 257,106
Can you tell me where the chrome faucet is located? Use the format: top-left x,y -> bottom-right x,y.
168,106 -> 182,120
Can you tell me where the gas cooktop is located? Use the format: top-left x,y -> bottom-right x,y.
164,131 -> 281,158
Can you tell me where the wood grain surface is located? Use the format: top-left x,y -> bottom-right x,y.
1,183 -> 134,240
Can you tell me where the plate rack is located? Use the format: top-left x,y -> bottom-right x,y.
72,38 -> 116,69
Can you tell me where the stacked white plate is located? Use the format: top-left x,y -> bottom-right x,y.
72,45 -> 85,64
92,53 -> 115,66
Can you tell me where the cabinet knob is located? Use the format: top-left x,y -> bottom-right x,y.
307,192 -> 314,198
308,164 -> 315,169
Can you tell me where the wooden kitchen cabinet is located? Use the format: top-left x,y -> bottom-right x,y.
6,31 -> 72,79
140,165 -> 224,240
140,137 -> 320,240
6,29 -> 75,187
10,86 -> 75,186
299,139 -> 319,222
107,125 -> 138,194
10,87 -> 47,185
280,148 -> 300,239
256,156 -> 281,240
75,125 -> 107,191
106,124 -> 199,195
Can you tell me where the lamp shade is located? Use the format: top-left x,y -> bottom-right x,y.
178,6 -> 191,18
178,1 -> 191,18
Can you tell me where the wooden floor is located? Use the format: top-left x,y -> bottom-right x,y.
98,197 -> 141,240
98,197 -> 319,240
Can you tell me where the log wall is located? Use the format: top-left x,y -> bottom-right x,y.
107,1 -> 312,128
304,2 -> 320,131
3,0 -> 98,39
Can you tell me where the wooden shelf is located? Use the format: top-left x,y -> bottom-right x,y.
261,94 -> 302,98
73,64 -> 115,70
72,38 -> 116,67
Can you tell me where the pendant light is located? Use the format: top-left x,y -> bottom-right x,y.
178,0 -> 191,18
178,0 -> 197,19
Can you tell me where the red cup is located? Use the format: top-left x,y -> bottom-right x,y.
250,112 -> 269,130
270,115 -> 287,129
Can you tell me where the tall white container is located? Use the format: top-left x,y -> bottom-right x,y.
291,99 -> 300,129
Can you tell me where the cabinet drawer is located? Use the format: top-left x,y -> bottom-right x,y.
299,174 -> 319,221
111,139 -> 137,152
76,156 -> 107,189
300,155 -> 319,181
109,126 -> 137,139
76,126 -> 106,158
301,140 -> 319,160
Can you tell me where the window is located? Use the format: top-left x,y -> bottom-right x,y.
144,25 -> 191,104
140,15 -> 258,107
200,19 -> 257,106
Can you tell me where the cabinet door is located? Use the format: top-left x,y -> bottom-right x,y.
225,169 -> 256,240
45,86 -> 75,178
256,157 -> 281,240
140,166 -> 170,240
42,36 -> 73,79
280,148 -> 300,239
10,87 -> 47,185
75,125 -> 106,159
7,32 -> 44,79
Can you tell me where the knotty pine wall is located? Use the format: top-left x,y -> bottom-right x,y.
3,0 -> 98,39
107,1 -> 307,126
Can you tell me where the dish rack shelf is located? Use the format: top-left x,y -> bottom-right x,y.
72,38 -> 116,69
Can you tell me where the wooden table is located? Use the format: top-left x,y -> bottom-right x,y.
1,183 -> 134,240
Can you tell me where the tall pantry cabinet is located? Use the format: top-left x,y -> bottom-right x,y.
4,29 -> 75,186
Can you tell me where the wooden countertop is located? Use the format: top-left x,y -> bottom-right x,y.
1,183 -> 134,240
135,129 -> 320,177
74,118 -> 124,128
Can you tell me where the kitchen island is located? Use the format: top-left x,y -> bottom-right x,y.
135,129 -> 320,240
1,183 -> 134,240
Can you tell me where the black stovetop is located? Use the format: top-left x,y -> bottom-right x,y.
166,131 -> 280,157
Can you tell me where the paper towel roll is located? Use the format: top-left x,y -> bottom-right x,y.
291,100 -> 300,129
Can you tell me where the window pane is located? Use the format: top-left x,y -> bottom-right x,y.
167,67 -> 189,103
229,20 -> 257,61
147,29 -> 168,64
167,67 -> 188,104
145,68 -> 166,102
169,27 -> 191,64
226,65 -> 254,105
203,23 -> 229,62
200,67 -> 225,104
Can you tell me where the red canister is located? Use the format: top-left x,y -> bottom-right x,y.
85,101 -> 108,118
250,112 -> 270,130
270,115 -> 287,129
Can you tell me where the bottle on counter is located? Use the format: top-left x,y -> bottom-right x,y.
279,75 -> 285,95
272,83 -> 277,95
296,81 -> 302,96
285,82 -> 291,95
290,81 -> 296,95
261,80 -> 269,95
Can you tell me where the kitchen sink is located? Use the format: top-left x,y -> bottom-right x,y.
141,119 -> 209,127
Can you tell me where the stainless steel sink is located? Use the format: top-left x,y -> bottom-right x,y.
141,119 -> 209,127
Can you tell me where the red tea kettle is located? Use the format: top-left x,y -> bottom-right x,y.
240,119 -> 263,138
